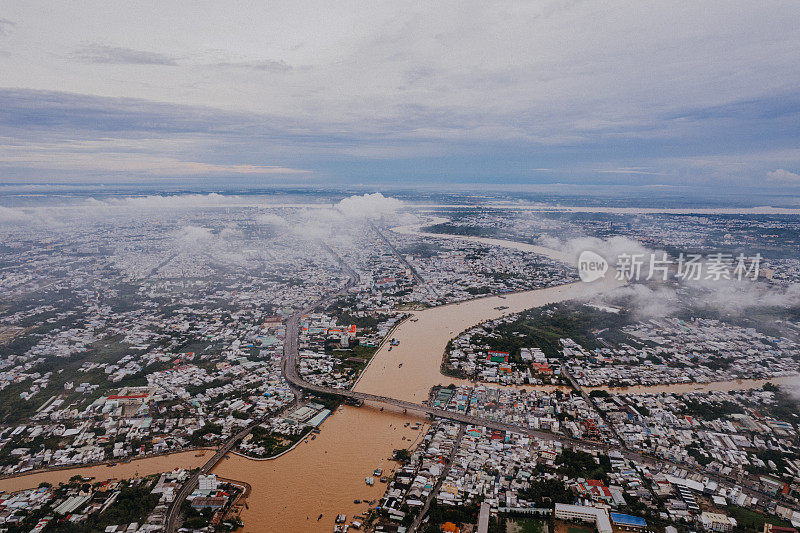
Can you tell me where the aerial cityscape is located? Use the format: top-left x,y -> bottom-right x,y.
1,2 -> 800,533
0,194 -> 797,533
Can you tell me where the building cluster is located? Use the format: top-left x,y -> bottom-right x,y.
443,316 -> 561,384
431,384 -> 613,443
376,411 -> 800,533
0,474 -> 184,532
296,311 -> 403,390
598,388 -> 800,485
0,307 -> 297,474
238,402 -> 329,458
564,317 -> 799,388
1,204 -> 799,533
391,230 -> 576,305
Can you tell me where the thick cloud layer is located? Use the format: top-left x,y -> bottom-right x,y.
2,2 -> 800,186
335,193 -> 403,220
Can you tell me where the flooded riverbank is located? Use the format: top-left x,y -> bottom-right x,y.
0,449 -> 210,493
355,280 -> 618,403
213,405 -> 426,533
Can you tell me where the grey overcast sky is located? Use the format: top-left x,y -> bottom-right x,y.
1,1 -> 799,189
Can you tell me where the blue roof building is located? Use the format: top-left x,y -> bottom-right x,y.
610,513 -> 648,531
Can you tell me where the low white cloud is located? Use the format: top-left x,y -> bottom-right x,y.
0,205 -> 64,227
335,193 -> 403,220
172,225 -> 248,266
279,194 -> 405,243
254,212 -> 288,226
87,193 -> 232,210
766,169 -> 800,183
602,284 -> 681,318
290,207 -> 346,240
539,234 -> 800,319
176,225 -> 215,247
537,235 -> 657,267
0,205 -> 32,224
686,278 -> 800,314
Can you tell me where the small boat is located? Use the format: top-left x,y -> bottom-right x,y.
373,468 -> 383,476
318,514 -> 323,521
245,502 -> 249,509
311,435 -> 316,440
353,499 -> 361,504
365,477 -> 374,486
398,363 -> 402,368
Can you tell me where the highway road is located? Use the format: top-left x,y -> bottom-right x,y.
371,222 -> 425,284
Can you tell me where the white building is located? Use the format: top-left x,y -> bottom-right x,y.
198,474 -> 218,491
701,512 -> 735,532
555,503 -> 612,533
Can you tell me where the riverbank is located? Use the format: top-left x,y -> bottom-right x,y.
354,279 -> 621,403
0,448 -> 212,494
212,404 -> 426,532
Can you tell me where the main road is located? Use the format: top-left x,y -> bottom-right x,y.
371,221 -> 425,284
165,243 -> 361,532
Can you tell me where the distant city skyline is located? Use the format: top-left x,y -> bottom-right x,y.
1,1 -> 799,190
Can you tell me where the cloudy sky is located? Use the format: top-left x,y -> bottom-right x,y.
1,1 -> 799,189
